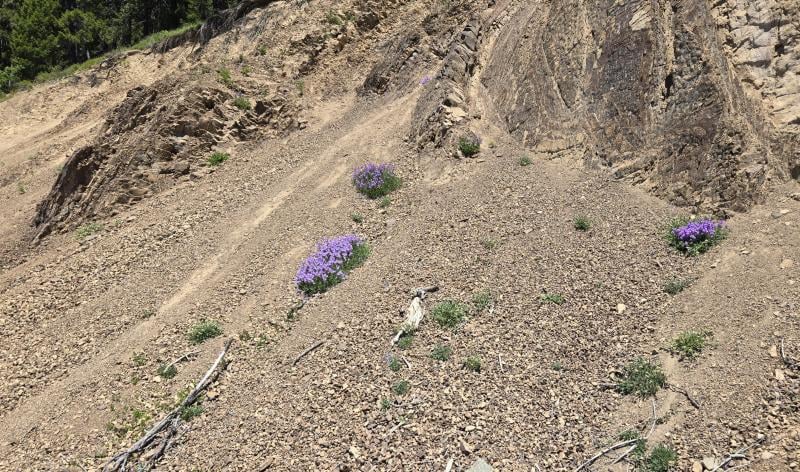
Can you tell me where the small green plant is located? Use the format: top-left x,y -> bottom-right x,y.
255,334 -> 269,349
430,344 -> 452,361
351,212 -> 364,223
458,137 -> 481,157
257,45 -> 268,55
643,444 -> 678,472
392,380 -> 410,396
540,292 -> 565,305
463,356 -> 482,372
16,182 -> 26,194
480,238 -> 497,250
241,65 -> 252,76
396,334 -> 413,350
618,430 -> 647,460
663,277 -> 692,295
294,80 -> 305,96
616,358 -> 667,398
179,404 -> 203,421
472,290 -> 493,312
388,356 -> 402,372
667,217 -> 727,256
217,68 -> 233,87
326,10 -> 344,25
670,331 -> 711,360
431,300 -> 467,328
188,320 -> 222,344
239,330 -> 252,342
75,222 -> 103,240
574,216 -> 592,231
519,155 -> 532,166
132,353 -> 147,367
233,96 -> 251,110
551,361 -> 563,371
378,196 -> 391,208
157,363 -> 177,379
380,398 -> 392,410
208,151 -> 230,166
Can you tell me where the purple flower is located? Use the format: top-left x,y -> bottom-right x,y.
419,75 -> 432,85
295,235 -> 366,295
672,219 -> 725,246
352,163 -> 401,198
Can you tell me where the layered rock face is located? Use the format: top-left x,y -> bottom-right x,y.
482,0 -> 799,213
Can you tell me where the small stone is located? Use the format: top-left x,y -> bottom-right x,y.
616,303 -> 627,314
466,458 -> 493,472
761,451 -> 775,460
702,456 -> 718,469
772,209 -> 791,219
459,437 -> 475,454
206,390 -> 219,400
239,289 -> 248,295
781,259 -> 795,269
769,345 -> 779,358
776,369 -> 786,381
348,446 -> 361,459
691,461 -> 703,472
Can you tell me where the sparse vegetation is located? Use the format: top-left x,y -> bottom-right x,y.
188,320 -> 222,344
458,136 -> 481,157
157,363 -> 177,379
351,213 -> 364,223
663,277 -> 692,295
239,330 -> 252,342
396,333 -> 413,350
388,356 -> 402,372
670,330 -> 711,360
480,238 -> 498,250
179,404 -> 203,421
540,292 -> 565,305
463,356 -> 482,372
217,68 -> 234,87
378,196 -> 391,208
519,155 -> 532,166
295,80 -> 305,96
616,358 -> 667,398
208,151 -> 230,166
618,430 -> 647,460
16,182 -> 26,194
233,96 -> 251,110
574,216 -> 592,231
75,222 -> 103,240
392,380 -> 410,396
380,398 -> 392,410
667,217 -> 727,256
132,353 -> 147,366
241,65 -> 252,76
472,290 -> 493,312
643,444 -> 678,472
551,361 -> 563,371
430,344 -> 452,361
431,300 -> 467,328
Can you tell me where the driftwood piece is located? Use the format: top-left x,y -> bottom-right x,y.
293,341 -> 324,366
103,339 -> 233,471
709,436 -> 766,472
390,286 -> 438,345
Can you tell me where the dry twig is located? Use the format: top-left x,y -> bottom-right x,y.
103,339 -> 233,471
669,384 -> 701,409
574,438 -> 640,471
292,340 -> 324,366
710,436 -> 766,472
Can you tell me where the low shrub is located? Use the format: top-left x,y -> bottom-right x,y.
667,217 -> 727,255
463,356 -> 482,372
208,152 -> 229,166
616,358 -> 667,398
352,163 -> 401,199
670,331 -> 712,360
431,300 -> 467,328
458,136 -> 481,157
294,235 -> 370,295
233,96 -> 251,110
574,216 -> 591,231
188,320 -> 222,344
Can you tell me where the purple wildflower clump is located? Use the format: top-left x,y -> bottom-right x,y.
295,235 -> 370,295
352,163 -> 402,199
419,75 -> 432,86
668,218 -> 727,255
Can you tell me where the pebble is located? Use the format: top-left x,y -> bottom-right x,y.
781,259 -> 795,269
616,303 -> 627,314
769,345 -> 779,358
776,369 -> 786,381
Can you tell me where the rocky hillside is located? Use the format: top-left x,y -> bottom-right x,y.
0,0 -> 798,471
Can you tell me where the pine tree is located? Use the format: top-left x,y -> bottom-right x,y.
10,0 -> 64,78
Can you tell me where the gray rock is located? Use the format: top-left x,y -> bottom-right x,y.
467,458 -> 493,472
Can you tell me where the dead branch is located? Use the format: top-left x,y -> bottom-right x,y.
401,356 -> 412,369
669,384 -> 701,409
613,399 -> 657,465
292,340 -> 323,366
710,436 -> 767,472
391,286 -> 439,345
574,439 -> 640,471
163,350 -> 200,372
103,339 -> 233,471
781,338 -> 799,370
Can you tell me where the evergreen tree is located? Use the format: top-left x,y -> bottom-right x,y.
10,0 -> 64,78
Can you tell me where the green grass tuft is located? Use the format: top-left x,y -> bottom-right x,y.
392,380 -> 410,396
217,68 -> 234,87
396,334 -> 413,350
643,444 -> 678,472
472,290 -> 493,312
233,96 -> 251,110
616,358 -> 667,398
208,152 -> 230,166
458,137 -> 481,157
540,292 -> 565,305
463,356 -> 482,372
157,363 -> 177,379
188,320 -> 222,344
431,300 -> 467,329
574,216 -> 592,231
663,277 -> 692,295
519,155 -> 532,166
351,212 -> 364,223
388,356 -> 402,372
430,344 -> 452,361
670,331 -> 712,360
378,196 -> 392,208
75,222 -> 103,240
